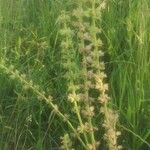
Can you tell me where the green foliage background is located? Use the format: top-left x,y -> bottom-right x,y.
0,0 -> 150,149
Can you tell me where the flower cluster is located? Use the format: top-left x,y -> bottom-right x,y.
59,10 -> 89,148
71,0 -> 122,149
71,0 -> 106,148
60,134 -> 74,150
102,108 -> 122,150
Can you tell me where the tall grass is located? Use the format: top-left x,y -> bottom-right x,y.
0,0 -> 150,149
104,0 -> 150,149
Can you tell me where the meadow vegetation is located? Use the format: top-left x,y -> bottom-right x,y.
0,0 -> 150,150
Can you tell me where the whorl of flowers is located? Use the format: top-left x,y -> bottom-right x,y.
59,11 -> 90,147
60,134 -> 74,150
72,0 -> 122,149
